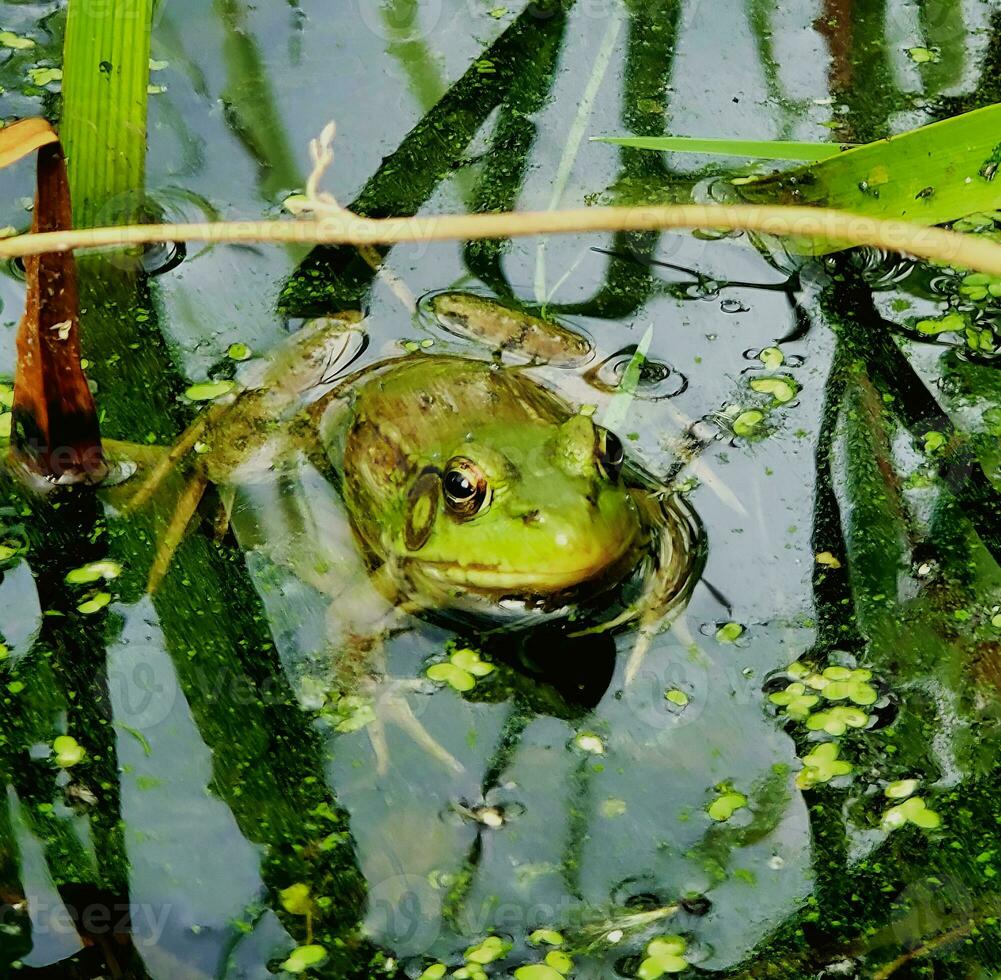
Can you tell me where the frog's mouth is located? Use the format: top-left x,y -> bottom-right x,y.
406,527 -> 642,598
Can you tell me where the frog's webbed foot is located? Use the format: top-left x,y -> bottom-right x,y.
329,606 -> 464,778
364,679 -> 465,777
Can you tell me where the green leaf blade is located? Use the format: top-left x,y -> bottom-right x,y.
593,135 -> 848,161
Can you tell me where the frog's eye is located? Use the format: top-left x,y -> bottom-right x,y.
595,427 -> 625,479
443,457 -> 491,518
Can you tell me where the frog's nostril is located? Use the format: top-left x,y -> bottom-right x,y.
520,509 -> 542,526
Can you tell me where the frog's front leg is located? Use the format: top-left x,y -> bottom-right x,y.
125,313 -> 369,589
237,464 -> 463,776
323,566 -> 464,778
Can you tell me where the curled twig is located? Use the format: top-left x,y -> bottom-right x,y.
0,205 -> 1000,276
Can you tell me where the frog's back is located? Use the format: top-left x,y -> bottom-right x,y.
343,354 -> 566,468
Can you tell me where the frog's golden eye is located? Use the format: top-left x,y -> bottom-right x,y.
443,457 -> 491,519
595,426 -> 625,479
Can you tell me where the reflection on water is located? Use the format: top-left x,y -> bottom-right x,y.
1,0 -> 1001,977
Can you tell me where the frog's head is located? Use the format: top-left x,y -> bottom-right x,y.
392,413 -> 644,608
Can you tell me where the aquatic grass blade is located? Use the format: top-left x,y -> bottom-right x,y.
592,136 -> 848,161
61,0 -> 153,225
602,324 -> 654,434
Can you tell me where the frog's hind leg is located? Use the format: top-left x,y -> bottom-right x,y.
124,405 -> 226,514
146,471 -> 210,592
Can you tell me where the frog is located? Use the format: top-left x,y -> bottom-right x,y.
127,293 -> 704,770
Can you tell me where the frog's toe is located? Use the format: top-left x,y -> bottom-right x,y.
384,694 -> 465,776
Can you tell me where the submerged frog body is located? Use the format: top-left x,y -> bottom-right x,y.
137,295 -> 702,701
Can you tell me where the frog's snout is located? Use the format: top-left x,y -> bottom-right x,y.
554,414 -> 624,481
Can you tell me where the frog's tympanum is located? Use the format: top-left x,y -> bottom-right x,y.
135,293 -> 702,726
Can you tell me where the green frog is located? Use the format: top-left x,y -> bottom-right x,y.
130,294 -> 703,767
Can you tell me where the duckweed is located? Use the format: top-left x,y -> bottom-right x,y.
923,430 -> 947,454
916,312 -> 967,334
450,648 -> 495,677
77,592 -> 112,615
805,705 -> 869,735
637,935 -> 689,978
665,689 -> 690,707
418,967 -> 447,980
545,950 -> 573,974
758,346 -> 785,369
27,66 -> 61,86
226,343 -> 252,361
885,778 -> 920,799
881,796 -> 941,831
280,944 -> 327,974
708,786 -> 747,821
732,410 -> 765,438
515,967 -> 564,980
278,882 -> 311,915
0,31 -> 34,49
966,326 -> 996,352
465,936 -> 511,965
528,929 -> 564,947
715,622 -> 743,643
52,735 -> 85,768
184,380 -> 236,401
769,683 -> 820,722
574,733 -> 605,755
959,272 -> 1001,301
796,742 -> 851,789
65,560 -> 122,585
426,663 -> 475,691
327,695 -> 376,733
817,667 -> 878,706
815,551 -> 842,569
749,376 -> 799,404
426,648 -> 494,692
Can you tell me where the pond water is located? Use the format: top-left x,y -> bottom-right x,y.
2,1 -> 1001,978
